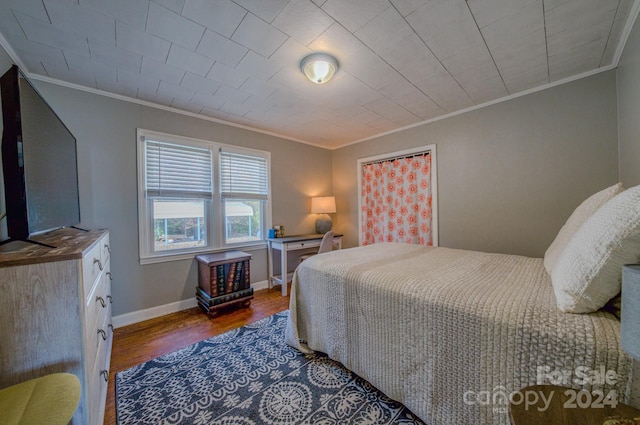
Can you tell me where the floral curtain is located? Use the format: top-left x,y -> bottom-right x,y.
361,152 -> 433,245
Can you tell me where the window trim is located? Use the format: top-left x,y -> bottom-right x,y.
137,129 -> 271,264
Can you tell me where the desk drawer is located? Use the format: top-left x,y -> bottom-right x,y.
286,241 -> 320,250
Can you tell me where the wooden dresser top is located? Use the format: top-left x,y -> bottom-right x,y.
0,227 -> 107,268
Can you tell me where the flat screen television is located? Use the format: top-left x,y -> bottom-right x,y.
0,65 -> 80,246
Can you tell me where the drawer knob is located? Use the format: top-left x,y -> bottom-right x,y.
107,295 -> 113,304
106,272 -> 112,280
104,243 -> 111,254
94,258 -> 103,271
108,324 -> 114,333
97,329 -> 107,340
100,370 -> 109,382
96,296 -> 106,308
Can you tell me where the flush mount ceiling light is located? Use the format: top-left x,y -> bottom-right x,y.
300,53 -> 339,84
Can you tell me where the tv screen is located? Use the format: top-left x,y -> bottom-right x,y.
0,65 -> 80,243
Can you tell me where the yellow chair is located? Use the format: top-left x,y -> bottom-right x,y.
0,373 -> 81,425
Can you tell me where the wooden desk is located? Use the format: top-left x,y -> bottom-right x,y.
510,385 -> 640,424
267,233 -> 342,296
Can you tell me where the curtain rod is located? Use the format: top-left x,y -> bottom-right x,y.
362,150 -> 431,166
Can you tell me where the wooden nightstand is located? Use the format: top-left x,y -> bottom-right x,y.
510,385 -> 640,424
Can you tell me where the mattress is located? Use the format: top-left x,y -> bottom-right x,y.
285,243 -> 632,424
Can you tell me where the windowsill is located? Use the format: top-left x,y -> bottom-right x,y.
139,241 -> 267,265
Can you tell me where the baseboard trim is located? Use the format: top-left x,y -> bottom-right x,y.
112,280 -> 271,328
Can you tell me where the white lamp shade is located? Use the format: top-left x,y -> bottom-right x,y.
311,196 -> 336,214
300,53 -> 338,84
622,264 -> 640,360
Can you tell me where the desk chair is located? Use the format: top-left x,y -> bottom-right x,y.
300,230 -> 335,263
0,373 -> 81,425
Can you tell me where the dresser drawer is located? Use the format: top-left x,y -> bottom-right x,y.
82,237 -> 105,297
88,309 -> 112,425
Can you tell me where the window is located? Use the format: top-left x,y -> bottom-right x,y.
137,129 -> 271,264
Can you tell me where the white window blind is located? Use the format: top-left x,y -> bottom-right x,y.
219,150 -> 268,200
145,140 -> 213,199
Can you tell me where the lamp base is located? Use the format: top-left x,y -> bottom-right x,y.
315,214 -> 333,234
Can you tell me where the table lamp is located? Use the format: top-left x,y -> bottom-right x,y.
311,196 -> 336,234
621,264 -> 640,360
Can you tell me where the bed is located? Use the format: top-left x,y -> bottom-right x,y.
285,183 -> 640,424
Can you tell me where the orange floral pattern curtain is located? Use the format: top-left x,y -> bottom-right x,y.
361,153 -> 433,245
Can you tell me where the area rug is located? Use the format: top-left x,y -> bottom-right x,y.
116,310 -> 424,424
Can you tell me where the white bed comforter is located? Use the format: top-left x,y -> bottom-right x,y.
285,243 -> 632,424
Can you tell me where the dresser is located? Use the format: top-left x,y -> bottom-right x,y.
0,228 -> 112,425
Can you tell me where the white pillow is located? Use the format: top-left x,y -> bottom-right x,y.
543,183 -> 624,274
551,184 -> 640,313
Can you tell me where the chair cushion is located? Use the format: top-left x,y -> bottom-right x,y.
0,373 -> 80,425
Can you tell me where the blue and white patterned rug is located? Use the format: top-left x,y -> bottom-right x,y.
116,310 -> 424,424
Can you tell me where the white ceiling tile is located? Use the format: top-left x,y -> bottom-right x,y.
270,37 -> 311,70
15,11 -> 91,57
116,21 -> 171,62
601,0 -> 635,65
118,68 -> 160,95
44,0 -> 116,45
182,0 -> 246,37
0,8 -> 27,42
343,48 -> 404,90
212,84 -> 251,104
218,100 -> 251,116
141,56 -> 185,84
231,0 -> 289,23
3,0 -> 50,22
321,0 -> 390,33
364,96 -> 418,124
466,0 -> 540,29
308,23 -> 367,59
96,76 -> 139,98
414,69 -> 474,111
191,91 -> 226,109
170,98 -> 204,114
271,0 -> 333,45
13,49 -> 50,74
80,0 -> 150,31
234,51 -> 282,81
180,72 -> 222,95
158,80 -> 196,102
196,29 -> 248,67
231,13 -> 288,57
89,40 -> 143,74
207,62 -> 248,88
167,44 -> 214,77
310,0 -> 327,7
42,60 -> 97,88
8,37 -> 67,68
146,2 -> 205,50
151,0 -> 185,14
240,78 -> 278,98
389,0 -> 430,17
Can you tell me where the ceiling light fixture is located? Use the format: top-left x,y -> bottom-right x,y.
300,53 -> 339,84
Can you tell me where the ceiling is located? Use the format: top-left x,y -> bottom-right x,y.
0,0 -> 638,150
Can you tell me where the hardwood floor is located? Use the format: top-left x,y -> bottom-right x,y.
103,285 -> 290,425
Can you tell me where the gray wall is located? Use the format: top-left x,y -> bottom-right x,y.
332,71 -> 619,257
0,49 -> 332,317
617,11 -> 640,188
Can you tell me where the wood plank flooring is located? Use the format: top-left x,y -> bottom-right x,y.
103,285 -> 290,425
